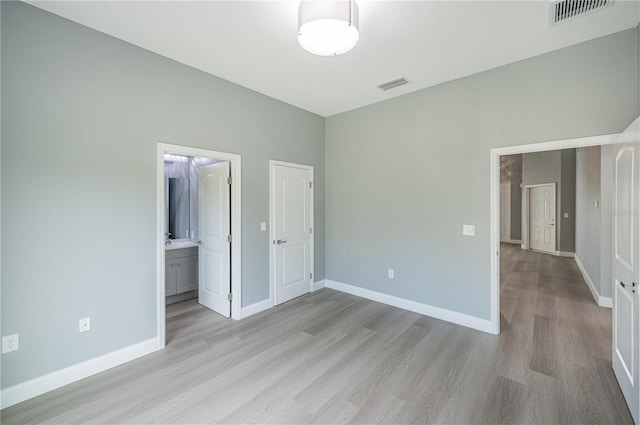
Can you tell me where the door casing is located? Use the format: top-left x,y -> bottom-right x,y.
269,160 -> 315,306
156,143 -> 242,349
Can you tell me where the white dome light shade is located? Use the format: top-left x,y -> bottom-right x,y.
298,1 -> 359,56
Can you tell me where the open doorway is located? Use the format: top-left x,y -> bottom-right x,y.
156,143 -> 242,348
489,133 -> 618,332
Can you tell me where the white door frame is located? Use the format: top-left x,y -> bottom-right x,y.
489,133 -> 619,335
156,143 -> 242,349
269,160 -> 315,306
521,182 -> 556,252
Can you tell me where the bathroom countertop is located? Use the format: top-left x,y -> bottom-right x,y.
165,241 -> 199,251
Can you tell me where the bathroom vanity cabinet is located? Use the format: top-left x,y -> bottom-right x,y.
165,247 -> 198,303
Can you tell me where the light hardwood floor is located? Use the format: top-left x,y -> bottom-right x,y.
1,244 -> 632,424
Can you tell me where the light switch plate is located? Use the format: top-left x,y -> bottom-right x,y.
2,334 -> 19,353
260,222 -> 267,232
463,225 -> 475,236
564,213 -> 569,218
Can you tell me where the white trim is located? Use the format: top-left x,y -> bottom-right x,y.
312,279 -> 326,292
157,143 -> 243,350
240,299 -> 272,319
555,251 -> 576,258
325,280 -> 495,334
494,133 -> 620,156
269,160 -> 315,307
490,133 -> 619,335
0,337 -> 159,409
575,255 -> 613,308
503,239 -> 523,245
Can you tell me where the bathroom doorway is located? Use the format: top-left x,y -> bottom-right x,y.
156,143 -> 242,349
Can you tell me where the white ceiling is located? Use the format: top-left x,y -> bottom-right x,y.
28,1 -> 640,117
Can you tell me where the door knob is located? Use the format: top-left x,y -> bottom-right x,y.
275,239 -> 287,245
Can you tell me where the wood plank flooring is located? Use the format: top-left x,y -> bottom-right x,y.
1,244 -> 632,424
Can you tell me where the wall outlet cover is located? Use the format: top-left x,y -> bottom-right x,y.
388,269 -> 395,279
463,224 -> 475,236
79,317 -> 91,333
2,334 -> 19,354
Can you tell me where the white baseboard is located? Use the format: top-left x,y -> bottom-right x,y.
555,251 -> 575,258
575,255 -> 612,308
0,337 -> 160,409
324,280 -> 494,334
240,298 -> 272,319
312,279 -> 326,292
501,239 -> 522,245
241,280 -> 325,319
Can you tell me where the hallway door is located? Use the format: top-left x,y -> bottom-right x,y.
529,184 -> 556,253
613,117 -> 640,424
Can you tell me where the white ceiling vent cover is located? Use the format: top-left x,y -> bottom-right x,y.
377,77 -> 410,91
550,0 -> 614,25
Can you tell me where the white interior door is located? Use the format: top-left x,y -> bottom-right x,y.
271,162 -> 313,305
529,185 -> 556,254
198,162 -> 231,317
500,182 -> 511,242
612,116 -> 640,424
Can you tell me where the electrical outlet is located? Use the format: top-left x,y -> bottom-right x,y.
2,334 -> 19,354
79,317 -> 91,333
388,269 -> 395,279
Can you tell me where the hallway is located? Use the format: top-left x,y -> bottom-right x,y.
500,243 -> 631,424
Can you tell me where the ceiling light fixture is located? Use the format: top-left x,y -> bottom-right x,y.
298,0 -> 359,56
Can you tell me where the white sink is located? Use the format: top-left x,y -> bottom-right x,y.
165,241 -> 199,251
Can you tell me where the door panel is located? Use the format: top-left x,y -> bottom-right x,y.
272,163 -> 313,305
529,185 -> 556,254
612,116 -> 639,424
198,162 -> 231,318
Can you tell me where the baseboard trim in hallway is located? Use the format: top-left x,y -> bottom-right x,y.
0,337 -> 160,409
575,255 -> 613,308
324,279 -> 495,334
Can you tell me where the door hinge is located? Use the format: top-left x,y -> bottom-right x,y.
310,227 -> 313,234
227,176 -> 232,185
227,235 -> 232,243
309,181 -> 313,189
310,273 -> 313,279
228,293 -> 232,301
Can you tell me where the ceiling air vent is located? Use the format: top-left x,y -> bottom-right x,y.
550,0 -> 613,25
377,77 -> 410,91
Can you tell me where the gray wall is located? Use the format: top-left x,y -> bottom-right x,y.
600,145 -> 614,298
575,146 -> 602,294
325,28 -> 638,320
500,154 -> 522,241
518,149 -> 576,253
1,2 -> 325,389
560,149 -> 577,253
